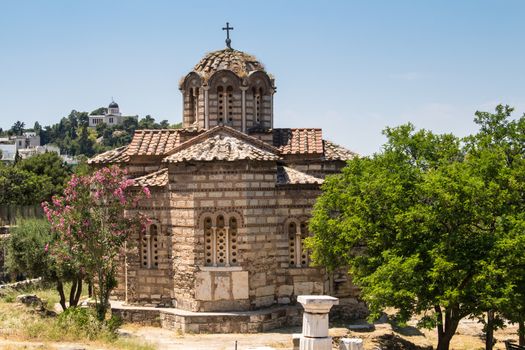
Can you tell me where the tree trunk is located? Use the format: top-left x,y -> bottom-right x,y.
485,310 -> 495,350
435,305 -> 460,350
96,271 -> 107,321
69,279 -> 77,307
519,319 -> 525,346
437,334 -> 453,350
73,278 -> 83,306
56,280 -> 67,311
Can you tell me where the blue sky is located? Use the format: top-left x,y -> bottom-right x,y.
1,0 -> 524,155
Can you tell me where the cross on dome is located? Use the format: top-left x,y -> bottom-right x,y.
222,22 -> 234,49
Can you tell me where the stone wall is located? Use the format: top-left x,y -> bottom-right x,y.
112,304 -> 302,334
114,159 -> 367,318
114,187 -> 177,307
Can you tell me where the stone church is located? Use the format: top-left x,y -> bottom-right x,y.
89,34 -> 366,323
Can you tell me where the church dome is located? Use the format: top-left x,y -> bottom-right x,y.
109,101 -> 119,108
193,49 -> 265,79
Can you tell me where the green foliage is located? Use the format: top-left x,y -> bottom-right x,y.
10,120 -> 25,136
4,218 -> 84,310
306,105 -> 525,350
57,307 -> 121,340
33,121 -> 42,134
0,285 -> 154,349
4,219 -> 53,279
17,152 -> 72,196
90,106 -> 107,115
0,152 -> 72,206
38,109 -> 179,157
0,164 -> 54,205
138,115 -> 156,129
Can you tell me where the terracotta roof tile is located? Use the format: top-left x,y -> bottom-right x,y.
323,140 -> 357,161
132,168 -> 168,187
193,49 -> 264,80
164,133 -> 280,163
126,129 -> 181,156
87,146 -> 130,165
276,166 -> 324,185
272,128 -> 324,155
126,129 -> 203,157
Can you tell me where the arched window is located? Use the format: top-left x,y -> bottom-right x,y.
288,220 -> 309,268
141,223 -> 159,269
253,87 -> 263,123
217,85 -> 233,125
229,217 -> 238,265
204,217 -> 214,265
188,88 -> 198,124
217,86 -> 224,123
203,214 -> 240,267
216,215 -> 226,265
227,86 -> 234,125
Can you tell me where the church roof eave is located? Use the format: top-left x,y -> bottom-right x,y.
276,166 -> 324,186
87,146 -> 130,165
132,168 -> 168,188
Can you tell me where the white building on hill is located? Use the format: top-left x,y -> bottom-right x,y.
88,101 -> 138,128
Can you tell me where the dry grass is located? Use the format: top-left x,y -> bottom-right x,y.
0,285 -> 156,350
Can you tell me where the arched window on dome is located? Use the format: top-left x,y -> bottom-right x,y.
140,222 -> 160,269
217,85 -> 233,125
253,87 -> 263,124
188,87 -> 198,124
226,86 -> 234,125
217,86 -> 224,124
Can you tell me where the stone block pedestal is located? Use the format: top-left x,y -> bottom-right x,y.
340,338 -> 364,350
297,295 -> 339,350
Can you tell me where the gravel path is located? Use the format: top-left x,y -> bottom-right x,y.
119,325 -> 297,350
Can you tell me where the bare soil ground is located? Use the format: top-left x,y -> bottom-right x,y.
0,316 -> 520,350
116,315 -> 521,350
118,324 -> 298,350
332,315 -> 520,350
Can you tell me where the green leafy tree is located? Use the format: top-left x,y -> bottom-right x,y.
10,121 -> 25,136
17,152 -> 72,197
0,165 -> 53,205
138,115 -> 157,129
90,107 -> 107,115
14,150 -> 21,164
307,116 -> 524,350
4,218 -> 83,310
77,125 -> 94,156
464,105 -> 525,347
121,117 -> 138,133
159,119 -> 170,128
33,121 -> 42,135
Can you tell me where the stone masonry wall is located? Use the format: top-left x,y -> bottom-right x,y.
114,159 -> 367,320
166,161 -> 332,312
114,188 -> 176,307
